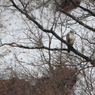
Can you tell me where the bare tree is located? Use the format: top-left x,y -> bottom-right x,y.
0,0 -> 95,95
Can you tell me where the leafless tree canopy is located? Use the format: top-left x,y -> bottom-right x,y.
0,0 -> 95,95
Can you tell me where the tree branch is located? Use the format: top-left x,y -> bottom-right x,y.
2,43 -> 67,51
2,43 -> 95,66
59,8 -> 95,32
70,0 -> 95,17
